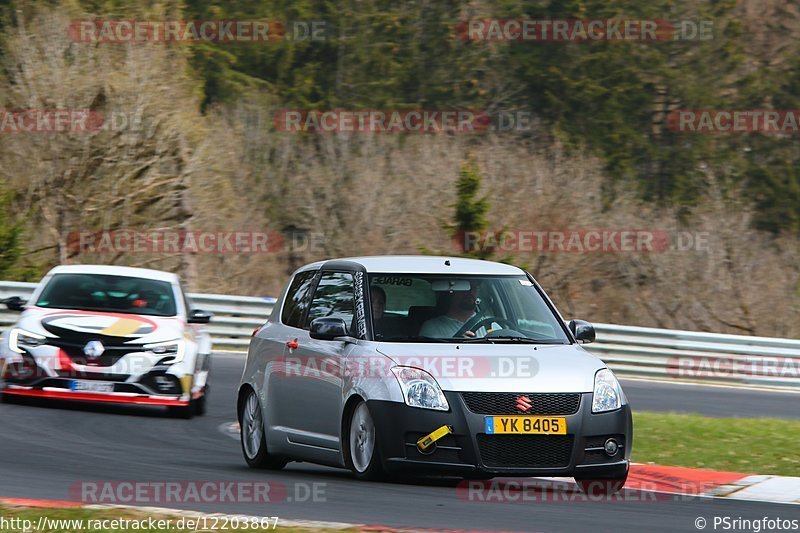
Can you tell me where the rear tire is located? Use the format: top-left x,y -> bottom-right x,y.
240,388 -> 287,470
346,400 -> 384,481
575,471 -> 628,496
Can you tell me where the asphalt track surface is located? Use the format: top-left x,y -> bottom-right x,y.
1,353 -> 797,532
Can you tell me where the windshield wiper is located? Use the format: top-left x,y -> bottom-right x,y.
375,335 -> 450,343
461,336 -> 562,344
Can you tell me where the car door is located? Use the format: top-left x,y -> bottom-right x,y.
264,270 -> 318,436
282,271 -> 357,451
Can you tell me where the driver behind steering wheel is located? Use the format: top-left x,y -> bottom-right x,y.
419,281 -> 483,338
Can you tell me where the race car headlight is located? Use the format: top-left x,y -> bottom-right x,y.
144,339 -> 185,364
8,328 -> 47,353
391,366 -> 449,411
592,368 -> 623,413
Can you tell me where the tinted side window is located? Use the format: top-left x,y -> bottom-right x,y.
306,272 -> 355,333
281,271 -> 317,328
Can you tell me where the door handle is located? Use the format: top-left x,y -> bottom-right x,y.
286,339 -> 299,350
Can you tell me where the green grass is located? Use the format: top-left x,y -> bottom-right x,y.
0,505 -> 355,533
632,411 -> 800,476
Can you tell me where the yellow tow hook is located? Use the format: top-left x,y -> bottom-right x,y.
416,425 -> 454,453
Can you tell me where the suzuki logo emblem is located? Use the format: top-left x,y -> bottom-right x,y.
515,395 -> 532,412
83,340 -> 105,358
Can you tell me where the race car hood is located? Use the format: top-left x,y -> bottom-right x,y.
375,342 -> 606,393
11,307 -> 186,345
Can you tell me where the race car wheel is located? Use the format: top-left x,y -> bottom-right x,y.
346,400 -> 384,481
168,403 -> 195,419
575,471 -> 628,496
240,388 -> 287,470
194,388 -> 207,416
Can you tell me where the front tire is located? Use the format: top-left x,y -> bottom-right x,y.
346,400 -> 384,481
194,388 -> 207,417
240,389 -> 287,470
168,402 -> 194,419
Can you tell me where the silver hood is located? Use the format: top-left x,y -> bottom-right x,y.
375,342 -> 605,393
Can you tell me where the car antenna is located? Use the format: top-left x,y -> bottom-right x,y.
445,259 -> 451,266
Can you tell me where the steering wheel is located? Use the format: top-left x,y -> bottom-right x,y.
454,316 -> 517,338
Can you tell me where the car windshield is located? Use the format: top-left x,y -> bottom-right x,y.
369,274 -> 569,343
35,273 -> 177,317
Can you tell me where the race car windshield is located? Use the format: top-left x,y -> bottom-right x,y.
369,274 -> 570,343
35,273 -> 178,317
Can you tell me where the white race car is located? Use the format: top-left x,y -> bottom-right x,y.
0,265 -> 212,417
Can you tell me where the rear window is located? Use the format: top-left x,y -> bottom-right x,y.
35,273 -> 177,317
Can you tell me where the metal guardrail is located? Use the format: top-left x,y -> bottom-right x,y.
1,281 -> 798,390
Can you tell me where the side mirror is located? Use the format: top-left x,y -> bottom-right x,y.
188,309 -> 213,324
310,317 -> 349,341
568,319 -> 596,344
3,296 -> 26,312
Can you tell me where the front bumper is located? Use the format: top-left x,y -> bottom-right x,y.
368,391 -> 631,478
1,385 -> 189,406
0,352 -> 194,407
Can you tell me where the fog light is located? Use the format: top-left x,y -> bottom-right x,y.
154,376 -> 174,392
604,438 -> 619,457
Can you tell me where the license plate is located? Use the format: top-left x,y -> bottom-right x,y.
485,416 -> 566,435
69,381 -> 115,393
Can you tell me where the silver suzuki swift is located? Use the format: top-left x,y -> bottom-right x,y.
238,256 -> 631,493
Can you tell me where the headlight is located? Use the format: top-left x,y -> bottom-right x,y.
144,339 -> 185,364
8,328 -> 47,353
592,368 -> 623,413
391,366 -> 449,411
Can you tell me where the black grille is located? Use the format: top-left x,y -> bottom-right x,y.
477,434 -> 574,468
49,339 -> 144,368
461,392 -> 581,415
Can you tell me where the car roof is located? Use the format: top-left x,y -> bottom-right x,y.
44,264 -> 179,283
298,255 -> 525,275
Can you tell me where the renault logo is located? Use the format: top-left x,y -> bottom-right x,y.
83,340 -> 105,358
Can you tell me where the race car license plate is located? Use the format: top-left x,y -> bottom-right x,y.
484,416 -> 566,435
70,380 -> 115,393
